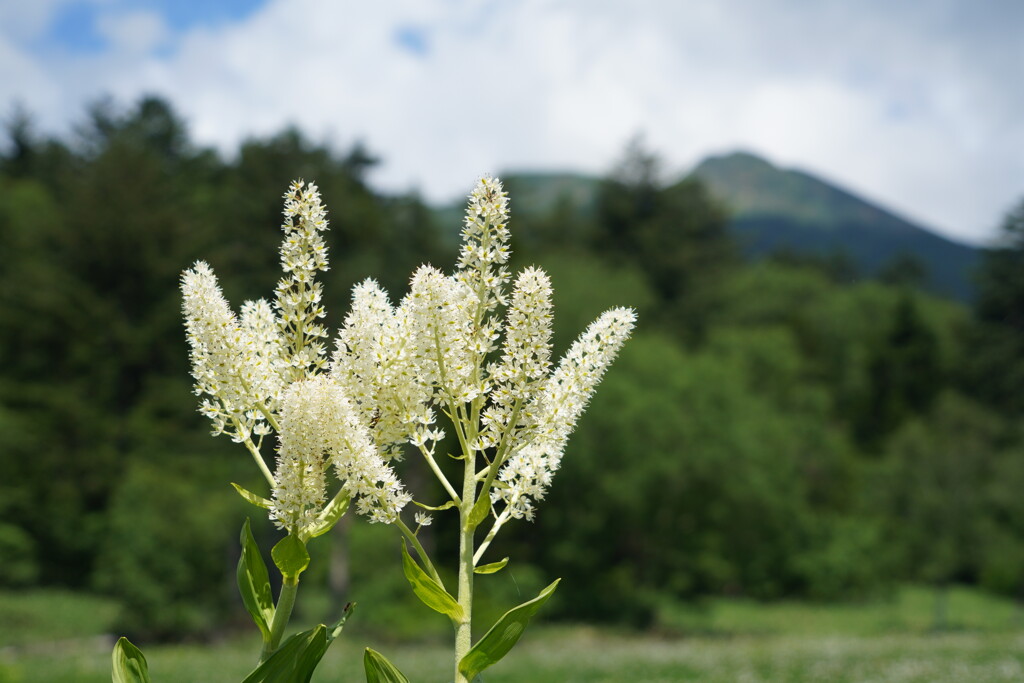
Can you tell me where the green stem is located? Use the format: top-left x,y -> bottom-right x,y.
454,451 -> 477,682
261,576 -> 300,662
255,403 -> 282,433
236,424 -> 276,489
417,443 -> 461,505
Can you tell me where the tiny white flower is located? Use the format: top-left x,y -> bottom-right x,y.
272,376 -> 410,532
276,180 -> 331,381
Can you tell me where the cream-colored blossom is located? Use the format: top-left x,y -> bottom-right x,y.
404,265 -> 482,406
481,266 -> 554,451
495,307 -> 636,519
275,180 -> 330,381
272,376 -> 410,531
330,278 -> 437,458
239,298 -> 286,433
181,261 -> 269,442
456,176 -> 511,314
184,175 -> 635,539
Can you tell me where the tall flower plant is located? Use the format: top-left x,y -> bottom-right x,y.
111,177 -> 634,683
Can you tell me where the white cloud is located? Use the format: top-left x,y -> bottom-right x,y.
2,0 -> 1022,243
95,10 -> 168,55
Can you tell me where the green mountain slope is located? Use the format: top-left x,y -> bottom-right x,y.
689,152 -> 978,300
433,156 -> 978,300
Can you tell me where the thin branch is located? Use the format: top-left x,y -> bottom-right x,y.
473,507 -> 512,565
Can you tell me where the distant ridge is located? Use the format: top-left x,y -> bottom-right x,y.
435,153 -> 978,301
689,152 -> 978,300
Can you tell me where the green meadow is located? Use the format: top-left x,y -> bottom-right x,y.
4,586 -> 1023,682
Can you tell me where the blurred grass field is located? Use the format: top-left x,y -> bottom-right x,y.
2,586 -> 1023,682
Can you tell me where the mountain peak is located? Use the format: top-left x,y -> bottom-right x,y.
689,150 -> 977,300
696,150 -> 777,172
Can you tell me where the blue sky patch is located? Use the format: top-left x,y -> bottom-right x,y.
47,3 -> 106,54
41,0 -> 268,54
135,0 -> 268,32
393,25 -> 430,57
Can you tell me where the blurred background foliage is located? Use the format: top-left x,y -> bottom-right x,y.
1,96 -> 1022,642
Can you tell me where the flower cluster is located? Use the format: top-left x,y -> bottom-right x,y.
273,376 -> 410,529
181,262 -> 280,442
182,174 -> 634,538
276,180 -> 331,381
327,176 -> 635,523
181,181 -> 409,534
495,306 -> 636,519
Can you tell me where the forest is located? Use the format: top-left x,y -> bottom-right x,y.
1,95 -> 1023,643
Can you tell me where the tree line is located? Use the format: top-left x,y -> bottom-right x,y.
0,96 -> 1021,638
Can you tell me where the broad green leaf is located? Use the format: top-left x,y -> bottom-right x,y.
272,533 -> 310,580
458,578 -> 560,681
232,482 -> 273,509
304,489 -> 351,539
412,500 -> 457,512
111,637 -> 151,683
474,557 -> 509,575
363,648 -> 410,683
242,605 -> 353,683
238,518 -> 275,641
241,624 -> 327,683
400,541 -> 464,624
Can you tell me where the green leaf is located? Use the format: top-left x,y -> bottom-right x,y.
466,492 -> 491,530
232,482 -> 273,509
326,602 -> 355,642
474,557 -> 509,575
400,541 -> 464,624
272,533 -> 310,580
412,500 -> 457,512
458,578 -> 560,681
304,489 -> 351,539
111,637 -> 151,683
241,624 -> 327,683
363,648 -> 410,683
238,519 -> 275,641
242,605 -> 353,683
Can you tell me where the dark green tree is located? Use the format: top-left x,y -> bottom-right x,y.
967,198 -> 1024,419
872,394 -> 1001,627
855,293 -> 943,450
593,139 -> 735,342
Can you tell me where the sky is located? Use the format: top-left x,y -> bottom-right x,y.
1,0 -> 1022,245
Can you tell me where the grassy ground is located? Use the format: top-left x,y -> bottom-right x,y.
2,586 -> 1023,682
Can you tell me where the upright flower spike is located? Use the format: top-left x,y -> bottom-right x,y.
330,278 -> 439,458
481,266 -> 554,451
330,279 -> 393,428
453,177 -> 510,381
456,176 -> 511,314
272,379 -> 331,533
182,261 -> 266,442
404,265 -> 482,406
272,376 -> 410,532
276,180 -> 331,382
239,298 -> 286,434
496,306 -> 637,519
